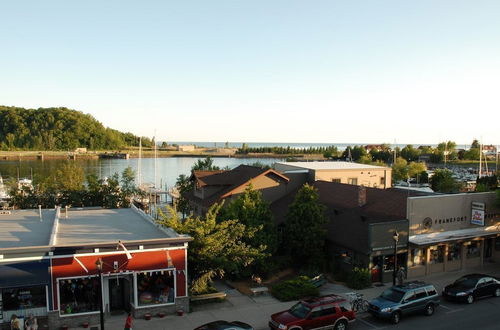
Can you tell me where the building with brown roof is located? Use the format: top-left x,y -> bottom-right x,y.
185,165 -> 308,216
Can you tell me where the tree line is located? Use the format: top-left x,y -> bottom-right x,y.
0,106 -> 152,150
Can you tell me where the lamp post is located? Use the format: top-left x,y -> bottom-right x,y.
95,258 -> 105,330
393,230 -> 399,286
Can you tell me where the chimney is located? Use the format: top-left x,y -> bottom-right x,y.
358,186 -> 367,207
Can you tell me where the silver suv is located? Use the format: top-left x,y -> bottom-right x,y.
368,281 -> 440,324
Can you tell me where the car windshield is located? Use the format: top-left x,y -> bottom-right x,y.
289,302 -> 311,319
380,288 -> 405,302
454,277 -> 479,288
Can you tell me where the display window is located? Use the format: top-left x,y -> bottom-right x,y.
447,243 -> 461,261
429,246 -> 444,264
1,286 -> 46,311
466,241 -> 480,258
410,248 -> 425,266
59,277 -> 100,315
136,271 -> 175,306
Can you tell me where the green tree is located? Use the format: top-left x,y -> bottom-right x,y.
471,139 -> 480,149
407,162 -> 427,181
174,174 -> 192,218
219,185 -> 277,275
158,203 -> 266,294
392,158 -> 408,182
430,169 -> 462,193
192,157 -> 220,171
285,184 -> 327,270
400,145 -> 421,162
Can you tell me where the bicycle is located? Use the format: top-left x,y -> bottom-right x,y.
345,292 -> 370,313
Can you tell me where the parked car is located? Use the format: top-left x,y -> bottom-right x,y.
368,281 -> 439,324
193,320 -> 253,330
442,274 -> 500,304
269,294 -> 356,330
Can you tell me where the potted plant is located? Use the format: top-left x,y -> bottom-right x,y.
176,308 -> 184,316
144,313 -> 152,320
82,321 -> 89,328
158,312 -> 166,318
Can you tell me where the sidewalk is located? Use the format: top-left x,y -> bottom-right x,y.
71,263 -> 500,330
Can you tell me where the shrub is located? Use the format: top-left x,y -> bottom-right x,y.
271,276 -> 319,301
346,267 -> 371,290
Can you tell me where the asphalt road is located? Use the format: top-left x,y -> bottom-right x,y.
353,295 -> 500,330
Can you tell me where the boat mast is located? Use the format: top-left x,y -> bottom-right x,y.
138,137 -> 142,188
479,142 -> 482,178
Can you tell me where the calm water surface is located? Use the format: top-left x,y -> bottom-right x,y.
0,157 -> 283,191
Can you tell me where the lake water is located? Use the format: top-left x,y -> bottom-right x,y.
0,157 -> 283,191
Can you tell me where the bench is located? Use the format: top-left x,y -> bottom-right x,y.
249,286 -> 269,295
310,274 -> 327,288
190,291 -> 227,302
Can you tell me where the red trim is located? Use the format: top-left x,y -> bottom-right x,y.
51,249 -> 186,310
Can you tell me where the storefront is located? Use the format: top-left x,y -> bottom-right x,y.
49,248 -> 188,329
407,192 -> 500,279
0,260 -> 50,325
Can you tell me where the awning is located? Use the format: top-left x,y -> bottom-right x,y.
0,260 -> 50,288
409,224 -> 500,246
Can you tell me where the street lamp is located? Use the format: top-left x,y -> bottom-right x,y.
393,230 -> 399,286
95,258 -> 105,330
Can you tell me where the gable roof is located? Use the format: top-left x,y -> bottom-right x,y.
187,165 -> 290,207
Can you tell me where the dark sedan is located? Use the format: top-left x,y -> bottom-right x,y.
194,320 -> 253,330
442,274 -> 500,304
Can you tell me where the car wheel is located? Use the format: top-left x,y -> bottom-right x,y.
334,319 -> 348,330
391,311 -> 401,324
466,295 -> 474,304
494,288 -> 500,297
425,303 -> 435,316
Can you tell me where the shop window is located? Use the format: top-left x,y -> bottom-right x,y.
137,271 -> 175,306
447,243 -> 461,261
1,286 -> 46,311
495,237 -> 500,251
332,178 -> 341,183
348,178 -> 358,185
466,241 -> 480,258
429,246 -> 444,264
410,248 -> 425,267
59,277 -> 100,315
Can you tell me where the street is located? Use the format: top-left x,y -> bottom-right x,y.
353,296 -> 500,330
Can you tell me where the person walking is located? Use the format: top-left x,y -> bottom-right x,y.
10,314 -> 21,330
25,314 -> 38,330
124,312 -> 133,330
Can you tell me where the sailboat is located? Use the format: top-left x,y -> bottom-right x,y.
0,173 -> 11,202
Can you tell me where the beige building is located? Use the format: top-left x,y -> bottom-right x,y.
407,192 -> 500,278
274,161 -> 392,189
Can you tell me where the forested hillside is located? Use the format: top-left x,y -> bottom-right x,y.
0,106 -> 152,150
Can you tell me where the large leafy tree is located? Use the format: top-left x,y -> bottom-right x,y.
219,185 -> 277,274
400,145 -> 421,162
285,184 -> 327,270
158,203 -> 266,294
430,169 -> 462,193
392,158 -> 408,182
192,157 -> 220,171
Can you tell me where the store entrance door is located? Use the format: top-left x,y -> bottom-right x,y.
109,277 -> 131,313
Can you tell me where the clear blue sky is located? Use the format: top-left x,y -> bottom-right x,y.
1,1 -> 499,145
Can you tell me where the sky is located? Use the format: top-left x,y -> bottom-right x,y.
1,1 -> 499,145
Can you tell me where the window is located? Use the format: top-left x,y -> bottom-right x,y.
59,277 -> 99,315
429,246 -> 444,264
339,301 -> 351,312
380,177 -> 385,185
414,288 -> 427,299
348,178 -> 358,185
320,304 -> 336,316
466,241 -> 480,258
332,178 -> 341,183
137,271 -> 175,306
426,287 -> 437,296
309,307 -> 323,319
495,237 -> 500,251
410,248 -> 425,267
403,292 -> 416,302
1,286 -> 46,311
447,243 -> 461,261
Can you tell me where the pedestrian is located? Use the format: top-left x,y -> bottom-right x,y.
10,314 -> 21,330
124,312 -> 133,330
25,314 -> 38,330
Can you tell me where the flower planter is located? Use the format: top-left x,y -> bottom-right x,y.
83,321 -> 89,328
62,326 -> 69,330
144,313 -> 152,320
176,309 -> 184,316
158,312 -> 166,318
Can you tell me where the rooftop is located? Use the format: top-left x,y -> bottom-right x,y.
275,161 -> 390,171
0,207 -> 179,250
0,209 -> 55,248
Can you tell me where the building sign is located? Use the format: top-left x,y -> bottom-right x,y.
369,220 -> 409,252
471,202 -> 485,226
